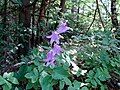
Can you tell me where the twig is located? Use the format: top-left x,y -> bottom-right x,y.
13,61 -> 33,67
100,0 -> 111,17
87,7 -> 97,32
87,0 -> 105,32
96,0 -> 105,28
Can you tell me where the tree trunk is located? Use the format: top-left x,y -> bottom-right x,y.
2,0 -> 7,29
36,0 -> 50,45
17,0 -> 31,57
111,0 -> 119,29
111,0 -> 120,45
21,0 -> 31,28
60,0 -> 66,12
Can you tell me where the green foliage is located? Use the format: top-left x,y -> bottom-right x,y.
0,0 -> 120,90
0,72 -> 19,90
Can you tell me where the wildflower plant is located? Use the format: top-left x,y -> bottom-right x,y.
45,20 -> 70,66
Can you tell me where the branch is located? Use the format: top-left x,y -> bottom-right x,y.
100,0 -> 111,17
87,7 -> 97,32
96,0 -> 105,28
87,0 -> 105,32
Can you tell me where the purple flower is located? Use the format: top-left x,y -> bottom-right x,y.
52,44 -> 62,55
46,31 -> 60,44
56,21 -> 70,34
45,50 -> 55,66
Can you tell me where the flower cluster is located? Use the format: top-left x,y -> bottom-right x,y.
45,21 -> 70,66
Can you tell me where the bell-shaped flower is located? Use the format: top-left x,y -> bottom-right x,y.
46,31 -> 60,45
56,21 -> 70,34
45,50 -> 55,66
52,44 -> 62,55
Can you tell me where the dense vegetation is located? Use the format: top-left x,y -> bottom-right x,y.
0,0 -> 120,90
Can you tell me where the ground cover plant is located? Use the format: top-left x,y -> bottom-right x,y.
0,0 -> 120,90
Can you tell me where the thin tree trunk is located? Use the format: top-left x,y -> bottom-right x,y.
111,0 -> 120,45
21,0 -> 31,28
60,0 -> 66,12
111,0 -> 119,29
36,0 -> 50,45
31,2 -> 36,48
2,0 -> 7,29
17,0 -> 31,57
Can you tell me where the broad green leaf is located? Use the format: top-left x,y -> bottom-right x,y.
73,80 -> 81,89
26,82 -> 33,90
34,57 -> 41,66
102,38 -> 109,45
40,75 -> 52,90
7,77 -> 19,84
52,72 -> 64,80
33,68 -> 39,77
5,81 -> 12,89
63,77 -> 72,86
0,75 -> 6,85
68,86 -> 75,90
94,77 -> 102,85
38,65 -> 44,72
91,79 -> 97,87
33,48 -> 39,56
59,81 -> 65,90
54,66 -> 70,77
2,84 -> 11,90
48,84 -> 53,90
25,69 -> 38,83
15,87 -> 19,90
102,68 -> 111,79
31,76 -> 38,83
88,70 -> 94,78
3,72 -> 14,79
25,72 -> 34,79
3,81 -> 12,90
81,86 -> 89,90
100,85 -> 105,90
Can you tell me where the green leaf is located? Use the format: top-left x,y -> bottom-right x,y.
3,81 -> 12,90
48,84 -> 53,90
63,77 -> 72,86
73,80 -> 81,89
0,75 -> 6,85
85,79 -> 90,83
81,86 -> 89,90
26,82 -> 33,90
54,66 -> 70,77
33,68 -> 39,77
25,68 -> 39,83
38,65 -> 44,72
33,48 -> 39,56
34,57 -> 41,66
31,76 -> 38,83
2,84 -> 11,90
16,65 -> 28,80
100,85 -> 105,90
40,75 -> 52,90
59,81 -> 65,90
88,70 -> 94,78
3,72 -> 14,79
94,77 -> 102,85
91,79 -> 97,87
7,77 -> 19,84
102,38 -> 109,45
25,72 -> 34,79
68,86 -> 75,90
15,87 -> 19,90
52,72 -> 64,80
102,68 -> 111,79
